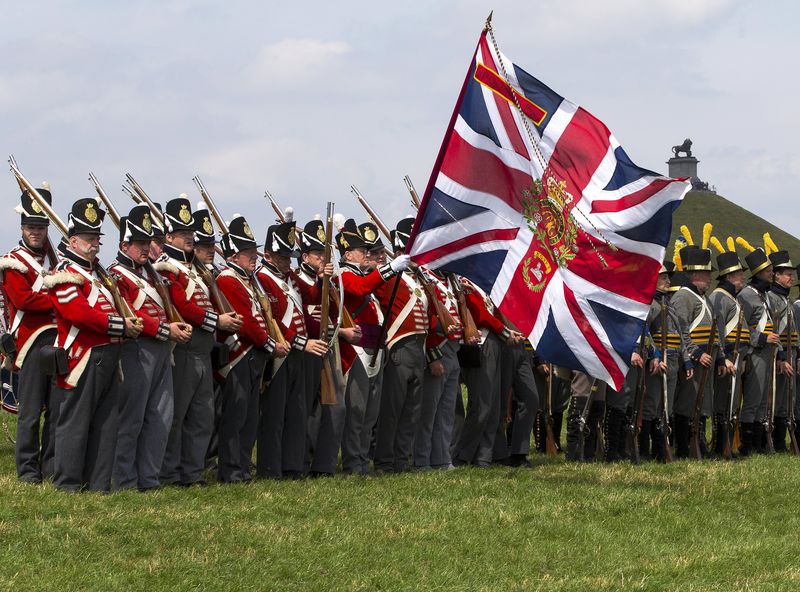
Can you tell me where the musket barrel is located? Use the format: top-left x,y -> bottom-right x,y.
9,157 -> 69,237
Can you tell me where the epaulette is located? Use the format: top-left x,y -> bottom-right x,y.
0,256 -> 28,274
152,260 -> 179,275
43,271 -> 84,289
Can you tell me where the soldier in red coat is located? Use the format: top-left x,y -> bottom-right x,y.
255,218 -> 330,479
46,198 -> 143,492
109,205 -> 192,490
156,197 -> 243,486
0,186 -> 58,483
215,215 -> 289,482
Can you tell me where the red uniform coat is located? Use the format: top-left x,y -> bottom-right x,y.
110,253 -> 170,341
155,245 -> 218,334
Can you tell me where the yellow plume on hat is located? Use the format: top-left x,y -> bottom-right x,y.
673,238 -> 686,271
736,237 -> 756,253
763,232 -> 779,256
701,223 -> 712,250
680,225 -> 694,246
726,236 -> 736,252
710,236 -> 726,254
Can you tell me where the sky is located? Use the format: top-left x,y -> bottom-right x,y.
2,0 -> 798,256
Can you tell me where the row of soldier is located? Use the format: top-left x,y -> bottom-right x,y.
2,178 -> 797,492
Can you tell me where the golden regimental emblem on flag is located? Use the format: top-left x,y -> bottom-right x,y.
179,204 -> 192,224
85,202 -> 98,223
316,226 -> 326,242
363,227 -> 376,242
288,227 -> 296,246
243,222 -> 253,239
203,217 -> 213,235
142,213 -> 152,233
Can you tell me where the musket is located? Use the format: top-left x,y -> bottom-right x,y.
722,310 -> 745,460
193,176 -> 286,345
627,323 -> 649,465
8,156 -> 59,269
544,365 -> 558,457
318,202 -> 337,405
351,185 -> 460,335
404,176 -> 480,343
764,342 -> 778,454
786,307 -> 800,455
660,299 -> 673,463
576,379 -> 599,462
9,157 -> 137,322
89,172 -> 185,325
264,191 -> 355,330
689,315 -> 718,460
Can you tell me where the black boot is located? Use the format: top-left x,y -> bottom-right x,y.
565,396 -> 587,462
638,419 -> 652,460
552,411 -> 564,453
534,411 -> 546,454
738,422 -> 755,457
586,400 -> 605,462
674,414 -> 690,459
650,419 -> 664,461
773,418 -> 788,453
712,415 -> 725,457
603,406 -> 626,462
699,416 -> 710,458
752,422 -> 765,454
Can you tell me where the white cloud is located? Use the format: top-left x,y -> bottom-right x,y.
245,38 -> 351,87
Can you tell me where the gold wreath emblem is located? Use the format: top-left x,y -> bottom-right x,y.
179,204 -> 192,224
363,227 -> 377,242
243,222 -> 254,239
31,199 -> 42,214
522,250 -> 552,293
288,227 -> 296,246
85,203 -> 98,223
202,217 -> 213,235
142,213 -> 152,233
316,226 -> 326,242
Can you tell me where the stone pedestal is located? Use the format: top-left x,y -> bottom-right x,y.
667,156 -> 699,180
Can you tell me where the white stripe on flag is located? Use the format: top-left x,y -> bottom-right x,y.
455,117 -> 532,175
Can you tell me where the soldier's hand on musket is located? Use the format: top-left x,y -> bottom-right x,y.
698,352 -> 712,368
466,334 -> 480,346
685,368 -> 694,380
305,338 -> 328,357
767,332 -> 781,345
648,358 -> 666,375
724,358 -> 736,376
317,263 -> 334,279
781,360 -> 795,377
631,352 -> 644,368
169,322 -> 192,344
124,317 -> 143,338
340,326 -> 363,344
428,360 -> 444,377
536,363 -> 550,376
506,329 -> 524,345
218,311 -> 242,332
274,341 -> 290,358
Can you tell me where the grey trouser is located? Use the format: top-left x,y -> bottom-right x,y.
53,343 -> 122,492
114,339 -> 173,490
455,333 -> 502,465
161,330 -> 215,485
741,348 -> 772,423
341,355 -> 383,475
218,348 -> 266,482
643,350 -> 680,420
494,342 -> 539,460
374,335 -> 426,472
258,349 -> 307,478
15,328 -> 57,482
306,353 -> 346,474
674,362 -> 714,418
415,340 -> 460,468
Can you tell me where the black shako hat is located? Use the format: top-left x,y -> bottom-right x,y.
265,221 -> 300,257
119,205 -> 155,243
335,218 -> 366,256
359,221 -> 385,252
679,245 -> 713,272
744,248 -> 771,275
390,217 -> 414,252
716,251 -> 743,278
220,214 -> 257,258
300,218 -> 326,253
17,186 -> 52,226
661,261 -> 676,276
163,195 -> 195,233
67,198 -> 105,236
193,201 -> 216,245
769,250 -> 794,271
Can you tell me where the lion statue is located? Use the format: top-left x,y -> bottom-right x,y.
672,138 -> 693,158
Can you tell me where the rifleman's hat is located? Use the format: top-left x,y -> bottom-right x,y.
736,237 -> 771,275
678,223 -> 713,271
334,216 -> 366,256
119,205 -> 155,243
359,221 -> 385,252
67,198 -> 105,236
163,195 -> 195,233
16,184 -> 51,226
709,235 -> 743,279
668,271 -> 688,293
220,214 -> 257,258
151,203 -> 165,239
764,233 -> 794,270
265,221 -> 300,257
193,201 -> 216,245
390,217 -> 414,252
659,261 -> 675,275
300,217 -> 326,253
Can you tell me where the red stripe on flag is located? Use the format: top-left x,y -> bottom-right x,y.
546,107 -> 611,209
589,178 -> 673,214
563,282 -> 625,389
478,37 -> 530,161
441,131 -> 532,212
413,227 -> 519,266
496,239 -> 553,335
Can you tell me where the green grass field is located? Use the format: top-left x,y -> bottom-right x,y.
1,414 -> 799,592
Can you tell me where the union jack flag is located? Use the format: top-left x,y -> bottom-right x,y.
406,25 -> 690,389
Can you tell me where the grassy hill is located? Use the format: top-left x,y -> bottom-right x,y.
670,190 -> 800,264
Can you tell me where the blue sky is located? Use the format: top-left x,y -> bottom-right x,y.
2,0 -> 797,253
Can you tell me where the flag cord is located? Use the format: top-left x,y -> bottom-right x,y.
484,19 -> 618,266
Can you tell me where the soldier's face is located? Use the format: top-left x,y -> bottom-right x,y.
149,238 -> 164,260
756,266 -> 774,284
775,269 -> 795,289
167,231 -> 194,253
302,250 -> 324,272
121,240 -> 150,265
194,243 -> 215,265
368,248 -> 387,267
656,273 -> 670,292
690,270 -> 711,293
230,248 -> 258,272
345,248 -> 368,269
21,224 -> 47,249
70,234 -> 101,260
268,254 -> 292,275
727,270 -> 745,292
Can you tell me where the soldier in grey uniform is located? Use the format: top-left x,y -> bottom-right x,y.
792,266 -> 800,446
736,244 -> 777,456
765,247 -> 795,451
706,245 -> 745,457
